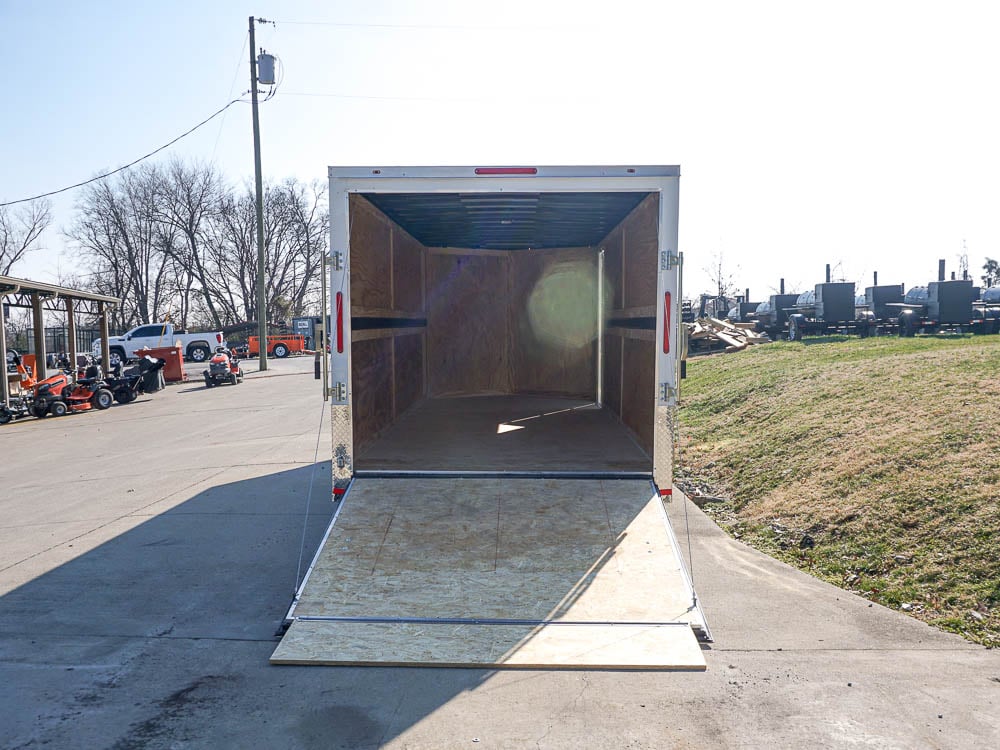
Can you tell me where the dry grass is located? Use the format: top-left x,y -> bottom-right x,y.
678,334 -> 1000,647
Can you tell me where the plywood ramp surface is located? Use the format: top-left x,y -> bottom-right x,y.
271,621 -> 704,670
273,478 -> 706,669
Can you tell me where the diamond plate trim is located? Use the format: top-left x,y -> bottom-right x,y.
653,404 -> 674,492
330,404 -> 354,488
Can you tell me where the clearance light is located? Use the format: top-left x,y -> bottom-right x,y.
336,292 -> 344,353
663,292 -> 672,354
474,167 -> 538,175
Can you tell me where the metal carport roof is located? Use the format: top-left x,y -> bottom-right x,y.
1,275 -> 120,403
0,275 -> 119,312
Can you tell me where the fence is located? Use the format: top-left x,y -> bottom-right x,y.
8,327 -> 105,356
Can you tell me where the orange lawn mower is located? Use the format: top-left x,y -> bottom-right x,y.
1,351 -> 113,422
32,355 -> 114,417
203,346 -> 244,387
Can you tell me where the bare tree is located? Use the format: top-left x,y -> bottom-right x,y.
265,179 -> 327,320
983,258 -> 1000,288
700,250 -> 739,317
2,307 -> 33,353
155,159 -> 226,328
203,177 -> 327,326
66,159 -> 328,332
66,165 -> 175,328
0,199 -> 52,275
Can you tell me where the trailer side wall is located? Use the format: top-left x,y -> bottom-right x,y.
349,196 -> 428,449
601,194 -> 659,455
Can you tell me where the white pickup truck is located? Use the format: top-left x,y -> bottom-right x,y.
93,323 -> 227,366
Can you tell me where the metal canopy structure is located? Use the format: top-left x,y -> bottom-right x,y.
363,191 -> 651,250
1,274 -> 119,406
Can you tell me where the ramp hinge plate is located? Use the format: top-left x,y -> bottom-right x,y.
661,250 -> 680,271
659,383 -> 677,402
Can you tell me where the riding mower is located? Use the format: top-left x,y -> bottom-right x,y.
203,346 -> 244,387
0,351 -> 114,423
31,356 -> 114,417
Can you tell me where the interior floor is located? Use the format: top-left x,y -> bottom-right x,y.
356,395 -> 651,473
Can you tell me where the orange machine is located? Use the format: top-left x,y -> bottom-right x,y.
246,334 -> 307,359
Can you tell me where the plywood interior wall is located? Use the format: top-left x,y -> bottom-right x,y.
509,248 -> 597,397
600,193 -> 659,456
348,192 -> 657,454
349,196 -> 427,449
426,251 -> 514,396
425,247 -> 597,398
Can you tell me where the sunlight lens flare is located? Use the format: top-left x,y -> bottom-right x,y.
526,260 -> 598,348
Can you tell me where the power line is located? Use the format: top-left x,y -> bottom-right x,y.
212,31 -> 250,162
1,98 -> 247,208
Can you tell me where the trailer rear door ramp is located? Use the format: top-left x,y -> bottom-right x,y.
272,478 -> 707,670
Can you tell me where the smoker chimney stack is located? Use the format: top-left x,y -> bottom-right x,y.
938,259 -> 946,281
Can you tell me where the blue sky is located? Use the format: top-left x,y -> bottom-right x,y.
4,0 -> 1000,301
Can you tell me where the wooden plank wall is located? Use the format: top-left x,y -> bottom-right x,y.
600,193 -> 659,456
350,193 -> 658,448
510,248 -> 597,397
349,196 -> 427,449
426,251 -> 513,396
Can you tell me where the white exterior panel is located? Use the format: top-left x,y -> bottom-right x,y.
328,166 -> 682,492
653,178 -> 681,494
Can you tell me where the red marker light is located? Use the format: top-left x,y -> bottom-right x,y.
659,488 -> 672,497
474,167 -> 538,175
336,292 -> 344,353
663,292 -> 671,354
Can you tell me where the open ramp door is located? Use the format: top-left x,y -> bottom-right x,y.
272,478 -> 707,670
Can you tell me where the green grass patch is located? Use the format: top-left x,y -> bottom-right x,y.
678,334 -> 1000,647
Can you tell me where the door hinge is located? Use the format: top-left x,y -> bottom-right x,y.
659,383 -> 677,402
333,382 -> 348,402
331,251 -> 345,271
661,250 -> 680,271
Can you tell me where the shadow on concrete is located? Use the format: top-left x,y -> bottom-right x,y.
0,461 -> 490,749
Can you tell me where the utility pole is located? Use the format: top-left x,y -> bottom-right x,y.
249,15 -> 268,371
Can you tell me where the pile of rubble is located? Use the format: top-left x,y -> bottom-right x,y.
686,317 -> 770,354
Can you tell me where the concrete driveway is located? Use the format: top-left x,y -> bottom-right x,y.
1,355 -> 997,749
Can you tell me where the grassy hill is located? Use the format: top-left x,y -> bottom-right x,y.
677,334 -> 1000,647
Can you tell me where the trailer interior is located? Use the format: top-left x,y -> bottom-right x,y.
272,168 -> 707,669
346,187 -> 662,475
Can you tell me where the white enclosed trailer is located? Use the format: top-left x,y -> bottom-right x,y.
273,166 -> 708,669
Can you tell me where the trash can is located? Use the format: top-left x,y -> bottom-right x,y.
136,356 -> 166,392
135,345 -> 187,383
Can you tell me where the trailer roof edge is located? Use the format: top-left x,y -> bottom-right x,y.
328,165 -> 680,179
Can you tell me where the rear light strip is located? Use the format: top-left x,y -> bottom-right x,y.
336,292 -> 344,354
663,292 -> 671,354
474,167 -> 538,175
